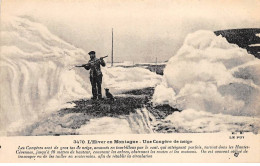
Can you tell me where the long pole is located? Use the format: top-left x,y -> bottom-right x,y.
155,57 -> 157,73
111,28 -> 114,67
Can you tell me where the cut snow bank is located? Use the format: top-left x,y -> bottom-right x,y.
0,16 -> 161,135
1,15 -> 91,135
153,30 -> 260,117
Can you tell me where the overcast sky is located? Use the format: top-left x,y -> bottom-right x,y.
2,0 -> 260,62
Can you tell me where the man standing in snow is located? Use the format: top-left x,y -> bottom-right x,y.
79,51 -> 106,100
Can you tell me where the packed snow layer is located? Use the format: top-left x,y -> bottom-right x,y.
0,16 -> 92,135
153,30 -> 260,118
155,109 -> 260,133
0,16 -> 161,135
77,108 -> 155,135
249,43 -> 260,47
22,107 -> 155,135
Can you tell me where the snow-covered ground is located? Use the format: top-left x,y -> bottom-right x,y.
157,109 -> 259,133
77,108 -> 155,135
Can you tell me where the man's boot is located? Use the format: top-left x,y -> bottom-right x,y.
91,96 -> 97,100
98,95 -> 103,100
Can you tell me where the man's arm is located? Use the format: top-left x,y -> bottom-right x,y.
83,64 -> 90,70
100,58 -> 106,67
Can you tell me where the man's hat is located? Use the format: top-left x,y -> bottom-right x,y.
88,51 -> 95,55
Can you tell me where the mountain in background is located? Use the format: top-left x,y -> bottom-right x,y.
214,28 -> 260,59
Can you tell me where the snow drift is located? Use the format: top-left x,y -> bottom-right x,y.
0,16 -> 161,135
0,16 -> 92,135
154,109 -> 259,133
103,67 -> 161,93
152,30 -> 260,132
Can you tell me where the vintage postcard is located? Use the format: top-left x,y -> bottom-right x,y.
0,0 -> 260,163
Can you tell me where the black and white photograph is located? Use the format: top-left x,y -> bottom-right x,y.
1,0 -> 260,138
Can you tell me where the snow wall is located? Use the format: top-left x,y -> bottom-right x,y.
152,30 -> 260,132
0,16 -> 161,135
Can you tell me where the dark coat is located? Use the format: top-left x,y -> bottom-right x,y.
84,58 -> 106,77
